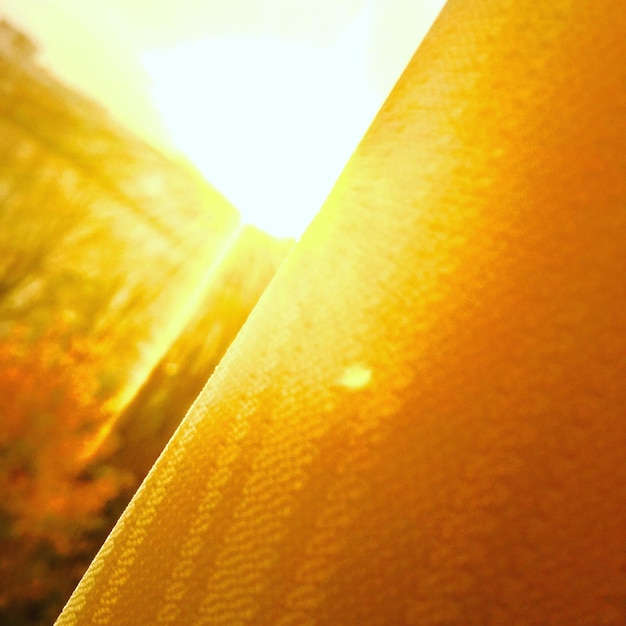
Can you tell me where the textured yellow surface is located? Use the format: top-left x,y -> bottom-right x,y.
56,0 -> 626,623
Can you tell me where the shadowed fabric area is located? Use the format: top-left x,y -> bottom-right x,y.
56,0 -> 626,623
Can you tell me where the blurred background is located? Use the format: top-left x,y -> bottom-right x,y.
0,2 -> 444,623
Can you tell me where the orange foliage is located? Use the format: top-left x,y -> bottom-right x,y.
0,321 -> 132,614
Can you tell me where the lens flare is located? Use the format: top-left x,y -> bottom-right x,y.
141,8 -> 379,239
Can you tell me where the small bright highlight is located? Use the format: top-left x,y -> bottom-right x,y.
337,364 -> 372,390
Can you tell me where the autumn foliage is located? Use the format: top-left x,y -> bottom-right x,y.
0,321 -> 132,622
0,22 -> 287,623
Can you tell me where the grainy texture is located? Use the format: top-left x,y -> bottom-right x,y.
56,0 -> 626,624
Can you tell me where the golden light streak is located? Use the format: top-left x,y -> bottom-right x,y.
79,220 -> 245,463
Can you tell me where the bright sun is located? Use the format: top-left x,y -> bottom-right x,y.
141,10 -> 379,239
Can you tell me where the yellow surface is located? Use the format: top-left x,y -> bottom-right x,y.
56,0 -> 626,623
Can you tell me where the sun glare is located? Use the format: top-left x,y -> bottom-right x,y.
142,8 -> 379,240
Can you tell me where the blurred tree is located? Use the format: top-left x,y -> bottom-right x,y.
0,321 -> 133,624
0,19 -> 288,624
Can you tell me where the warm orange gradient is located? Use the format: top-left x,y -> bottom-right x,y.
55,0 -> 626,621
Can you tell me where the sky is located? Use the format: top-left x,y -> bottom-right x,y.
1,0 -> 446,237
